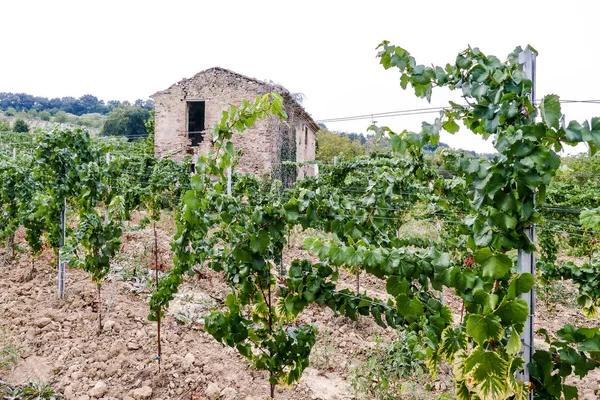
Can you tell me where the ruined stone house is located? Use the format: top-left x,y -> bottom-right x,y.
150,67 -> 319,180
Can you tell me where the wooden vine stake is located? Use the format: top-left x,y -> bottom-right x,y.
58,198 -> 66,298
153,222 -> 162,372
267,266 -> 275,398
97,284 -> 103,334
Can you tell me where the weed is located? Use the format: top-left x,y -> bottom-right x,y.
309,330 -> 337,372
110,262 -> 155,294
349,330 -> 430,400
173,308 -> 203,326
173,296 -> 221,326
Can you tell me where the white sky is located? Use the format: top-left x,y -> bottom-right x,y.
1,0 -> 599,154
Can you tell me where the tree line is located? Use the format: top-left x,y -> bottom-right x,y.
315,125 -> 479,163
0,92 -> 153,117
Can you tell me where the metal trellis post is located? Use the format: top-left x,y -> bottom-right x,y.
227,166 -> 232,196
517,47 -> 536,398
104,152 -> 110,224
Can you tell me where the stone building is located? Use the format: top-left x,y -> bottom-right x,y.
150,67 -> 319,180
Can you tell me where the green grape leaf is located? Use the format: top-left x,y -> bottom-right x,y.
539,94 -> 561,130
465,314 -> 503,345
580,208 -> 600,231
250,230 -> 270,253
506,328 -> 522,355
443,119 -> 460,134
396,294 -> 424,319
563,385 -> 578,400
564,120 -> 583,142
578,335 -> 600,353
494,298 -> 529,325
386,276 -> 409,297
507,273 -> 535,299
474,248 -> 512,280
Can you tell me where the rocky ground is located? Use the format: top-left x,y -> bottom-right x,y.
0,219 -> 599,399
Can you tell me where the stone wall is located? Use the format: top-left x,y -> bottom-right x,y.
294,115 -> 318,180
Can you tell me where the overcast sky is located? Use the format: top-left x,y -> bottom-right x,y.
2,0 -> 599,154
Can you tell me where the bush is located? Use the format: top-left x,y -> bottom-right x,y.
53,111 -> 69,123
13,119 -> 29,133
0,118 -> 10,131
4,107 -> 16,116
75,117 -> 94,127
39,111 -> 51,121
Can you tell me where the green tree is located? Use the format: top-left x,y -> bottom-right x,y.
13,119 -> 29,133
315,129 -> 366,162
0,118 -> 10,131
4,107 -> 16,116
100,106 -> 151,139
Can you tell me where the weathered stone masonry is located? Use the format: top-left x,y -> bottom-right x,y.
151,67 -> 318,180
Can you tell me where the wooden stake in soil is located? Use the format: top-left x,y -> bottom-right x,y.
5,234 -> 15,261
97,284 -> 103,334
58,198 -> 66,298
267,268 -> 275,398
153,222 -> 162,372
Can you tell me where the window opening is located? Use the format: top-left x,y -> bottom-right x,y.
188,101 -> 205,146
304,126 -> 308,148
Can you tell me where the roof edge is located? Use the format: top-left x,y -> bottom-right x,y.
150,67 -> 320,130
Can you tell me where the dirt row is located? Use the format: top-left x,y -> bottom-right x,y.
1,222 -> 600,399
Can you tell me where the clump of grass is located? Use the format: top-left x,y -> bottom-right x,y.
537,279 -> 578,309
0,380 -> 63,399
0,332 -> 18,370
